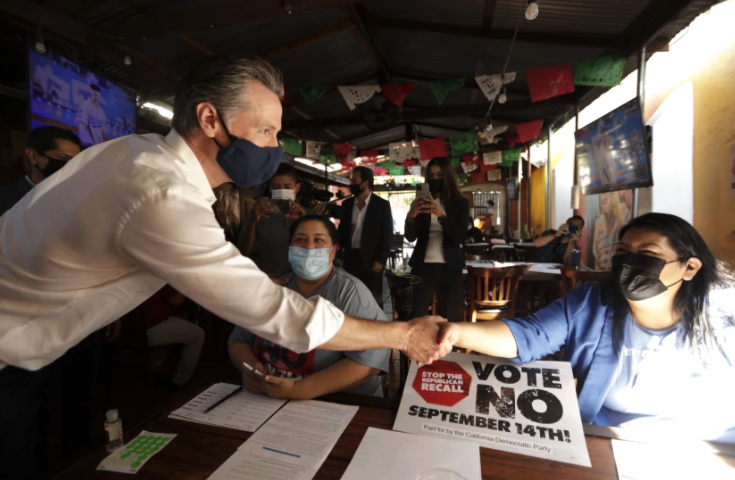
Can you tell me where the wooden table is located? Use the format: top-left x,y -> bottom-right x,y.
54,390 -> 617,480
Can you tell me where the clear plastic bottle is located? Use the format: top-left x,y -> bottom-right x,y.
105,409 -> 123,452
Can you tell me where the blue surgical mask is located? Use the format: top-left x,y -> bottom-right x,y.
213,115 -> 284,188
288,246 -> 332,281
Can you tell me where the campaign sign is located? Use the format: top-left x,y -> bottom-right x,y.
394,352 -> 591,467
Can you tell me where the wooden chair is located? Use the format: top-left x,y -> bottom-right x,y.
466,266 -> 526,323
559,268 -> 612,296
513,244 -> 537,261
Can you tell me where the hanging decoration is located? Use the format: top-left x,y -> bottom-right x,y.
506,136 -> 521,147
319,152 -> 337,165
403,159 -> 416,167
474,72 -> 516,102
574,55 -> 626,87
515,120 -> 544,143
358,150 -> 380,164
526,63 -> 575,102
333,143 -> 354,156
388,142 -> 420,162
341,160 -> 354,171
450,157 -> 461,168
381,83 -> 418,106
418,137 -> 447,160
298,86 -> 328,103
305,141 -> 321,160
389,166 -> 405,176
408,165 -> 422,176
338,85 -> 382,110
480,162 -> 498,173
470,172 -> 486,184
429,78 -> 465,105
487,170 -> 502,181
373,166 -> 387,176
501,148 -> 522,166
457,173 -> 469,185
483,151 -> 502,165
377,160 -> 396,170
461,155 -> 479,174
479,125 -> 509,144
450,131 -> 479,156
281,138 -> 302,157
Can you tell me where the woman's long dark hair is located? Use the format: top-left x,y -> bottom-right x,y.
606,213 -> 734,353
426,157 -> 463,206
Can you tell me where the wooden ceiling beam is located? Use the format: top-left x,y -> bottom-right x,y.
362,14 -> 622,49
283,97 -> 569,130
617,0 -> 696,51
1,0 -> 180,94
95,0 -> 371,40
263,19 -> 355,59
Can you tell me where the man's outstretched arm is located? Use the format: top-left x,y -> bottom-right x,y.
319,315 -> 451,365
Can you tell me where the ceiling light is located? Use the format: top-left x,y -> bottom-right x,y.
498,87 -> 507,104
525,0 -> 539,21
142,102 -> 173,119
123,55 -> 132,66
35,30 -> 45,54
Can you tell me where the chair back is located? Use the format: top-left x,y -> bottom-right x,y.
467,266 -> 526,321
559,268 -> 612,296
513,244 -> 537,261
465,253 -> 494,262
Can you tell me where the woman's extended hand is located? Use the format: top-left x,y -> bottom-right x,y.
425,197 -> 446,218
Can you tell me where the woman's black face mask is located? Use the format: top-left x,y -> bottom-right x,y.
611,252 -> 685,301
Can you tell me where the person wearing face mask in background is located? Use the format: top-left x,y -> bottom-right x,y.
0,56 -> 449,480
338,166 -> 393,307
229,215 -> 390,399
466,217 -> 484,244
238,163 -> 326,280
406,157 -> 470,323
0,126 -> 81,215
437,213 -> 735,443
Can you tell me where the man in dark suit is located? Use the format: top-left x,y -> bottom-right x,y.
338,166 -> 393,307
0,126 -> 82,215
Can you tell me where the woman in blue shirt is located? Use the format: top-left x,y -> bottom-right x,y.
440,213 -> 735,442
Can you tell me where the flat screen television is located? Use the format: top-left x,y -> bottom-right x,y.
27,46 -> 137,148
575,98 -> 652,196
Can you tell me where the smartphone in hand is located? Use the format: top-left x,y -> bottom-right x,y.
242,362 -> 266,378
567,225 -> 580,237
417,183 -> 431,199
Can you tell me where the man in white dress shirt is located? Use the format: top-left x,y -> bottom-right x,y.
0,56 -> 448,479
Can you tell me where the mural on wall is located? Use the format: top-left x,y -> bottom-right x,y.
577,190 -> 633,270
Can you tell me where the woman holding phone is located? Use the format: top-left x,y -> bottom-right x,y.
405,157 -> 470,323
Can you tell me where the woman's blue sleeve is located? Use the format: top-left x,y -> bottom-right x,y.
500,286 -> 590,362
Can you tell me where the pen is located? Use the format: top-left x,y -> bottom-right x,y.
203,387 -> 242,414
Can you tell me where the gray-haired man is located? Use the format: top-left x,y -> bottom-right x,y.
0,57 -> 449,479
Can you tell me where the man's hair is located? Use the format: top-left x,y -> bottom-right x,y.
269,162 -> 298,184
289,214 -> 339,246
27,126 -> 82,153
352,166 -> 374,189
488,200 -> 496,207
172,56 -> 284,136
90,84 -> 101,92
568,214 -> 585,226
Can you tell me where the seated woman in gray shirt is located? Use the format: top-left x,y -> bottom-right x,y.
228,214 -> 390,398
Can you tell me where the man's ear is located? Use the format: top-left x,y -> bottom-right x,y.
25,148 -> 41,166
294,182 -> 301,195
196,102 -> 220,140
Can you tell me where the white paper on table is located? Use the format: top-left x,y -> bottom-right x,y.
169,383 -> 286,432
341,427 -> 481,480
207,400 -> 358,480
611,439 -> 735,480
96,430 -> 176,474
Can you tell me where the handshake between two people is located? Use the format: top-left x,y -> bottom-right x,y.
399,315 -> 459,365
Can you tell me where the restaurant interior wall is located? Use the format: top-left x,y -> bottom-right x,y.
530,165 -> 546,235
541,1 -> 735,266
461,183 -> 505,232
